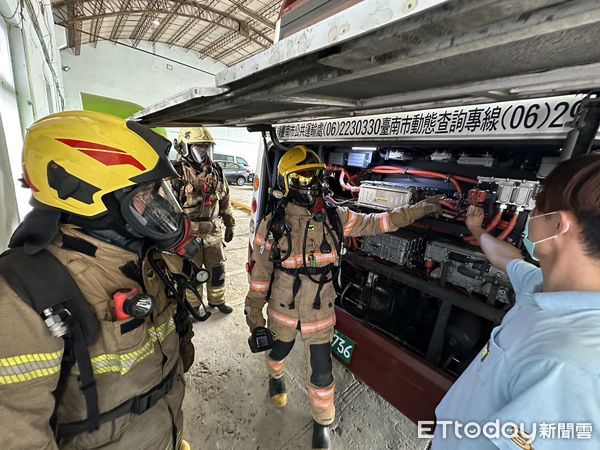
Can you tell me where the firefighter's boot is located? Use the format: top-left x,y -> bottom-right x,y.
312,421 -> 331,449
269,376 -> 288,408
210,302 -> 233,314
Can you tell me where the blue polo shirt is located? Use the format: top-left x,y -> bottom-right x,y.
432,259 -> 600,449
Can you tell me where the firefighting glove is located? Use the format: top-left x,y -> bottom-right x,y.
389,196 -> 443,228
222,213 -> 235,229
244,302 -> 266,333
224,226 -> 234,243
414,195 -> 444,217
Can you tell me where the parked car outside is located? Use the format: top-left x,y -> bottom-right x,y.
217,161 -> 254,186
213,153 -> 252,171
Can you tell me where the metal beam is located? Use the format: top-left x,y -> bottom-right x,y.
208,31 -> 272,62
108,0 -> 132,40
201,1 -> 278,57
210,42 -> 246,64
227,0 -> 275,30
57,9 -> 237,32
206,33 -> 245,60
53,3 -> 275,50
51,0 -> 276,61
182,1 -> 239,51
88,0 -> 104,46
65,0 -> 84,55
206,28 -> 268,58
129,0 -> 162,47
227,46 -> 264,65
166,16 -> 196,46
53,0 -> 249,36
148,0 -> 181,42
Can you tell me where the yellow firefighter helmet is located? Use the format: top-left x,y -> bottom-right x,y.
277,146 -> 326,204
22,110 -> 176,217
177,127 -> 215,164
178,127 -> 215,145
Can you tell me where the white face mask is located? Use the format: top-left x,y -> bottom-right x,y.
523,211 -> 570,261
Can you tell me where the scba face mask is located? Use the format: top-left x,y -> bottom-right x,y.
287,168 -> 325,207
189,144 -> 212,164
523,211 -> 570,261
120,180 -> 199,257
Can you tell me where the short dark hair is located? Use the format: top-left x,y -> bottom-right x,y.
535,154 -> 600,258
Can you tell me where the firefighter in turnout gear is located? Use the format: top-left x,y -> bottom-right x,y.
245,146 -> 443,449
173,127 -> 235,315
0,111 -> 199,449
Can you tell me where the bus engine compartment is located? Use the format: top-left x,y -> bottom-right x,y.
287,143 -> 559,378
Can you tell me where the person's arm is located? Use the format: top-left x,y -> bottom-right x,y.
244,216 -> 274,331
0,286 -> 63,449
219,175 -> 235,242
466,206 -> 523,273
337,197 -> 443,237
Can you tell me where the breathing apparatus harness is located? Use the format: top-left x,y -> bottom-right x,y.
146,249 -> 211,323
265,197 -> 345,310
174,159 -> 225,219
0,230 -> 209,444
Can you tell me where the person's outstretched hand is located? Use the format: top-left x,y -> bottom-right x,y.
465,206 -> 485,238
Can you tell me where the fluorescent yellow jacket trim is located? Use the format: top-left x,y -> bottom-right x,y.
0,350 -> 63,385
0,317 -> 177,385
88,318 -> 176,376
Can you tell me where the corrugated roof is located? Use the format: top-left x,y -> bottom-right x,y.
51,0 -> 282,66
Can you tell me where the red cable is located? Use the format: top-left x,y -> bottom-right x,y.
342,168 -> 358,186
497,212 -> 520,241
348,173 -> 361,183
331,166 -> 361,193
340,169 -> 360,193
453,175 -> 478,184
464,211 -> 503,242
372,168 -> 462,192
485,211 -> 503,232
332,165 -> 480,217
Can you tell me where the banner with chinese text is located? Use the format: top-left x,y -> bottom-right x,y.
276,95 -> 585,142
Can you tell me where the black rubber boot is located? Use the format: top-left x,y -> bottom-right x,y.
312,420 -> 331,449
268,376 -> 287,408
209,303 -> 233,314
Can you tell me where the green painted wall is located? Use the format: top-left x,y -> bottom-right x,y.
80,93 -> 167,138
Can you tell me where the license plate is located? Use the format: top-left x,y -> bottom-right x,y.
332,329 -> 355,364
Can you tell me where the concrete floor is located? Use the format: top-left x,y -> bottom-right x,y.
182,185 -> 423,450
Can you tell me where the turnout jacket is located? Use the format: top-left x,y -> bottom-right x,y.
175,161 -> 234,247
246,202 -> 440,344
0,226 -> 190,449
